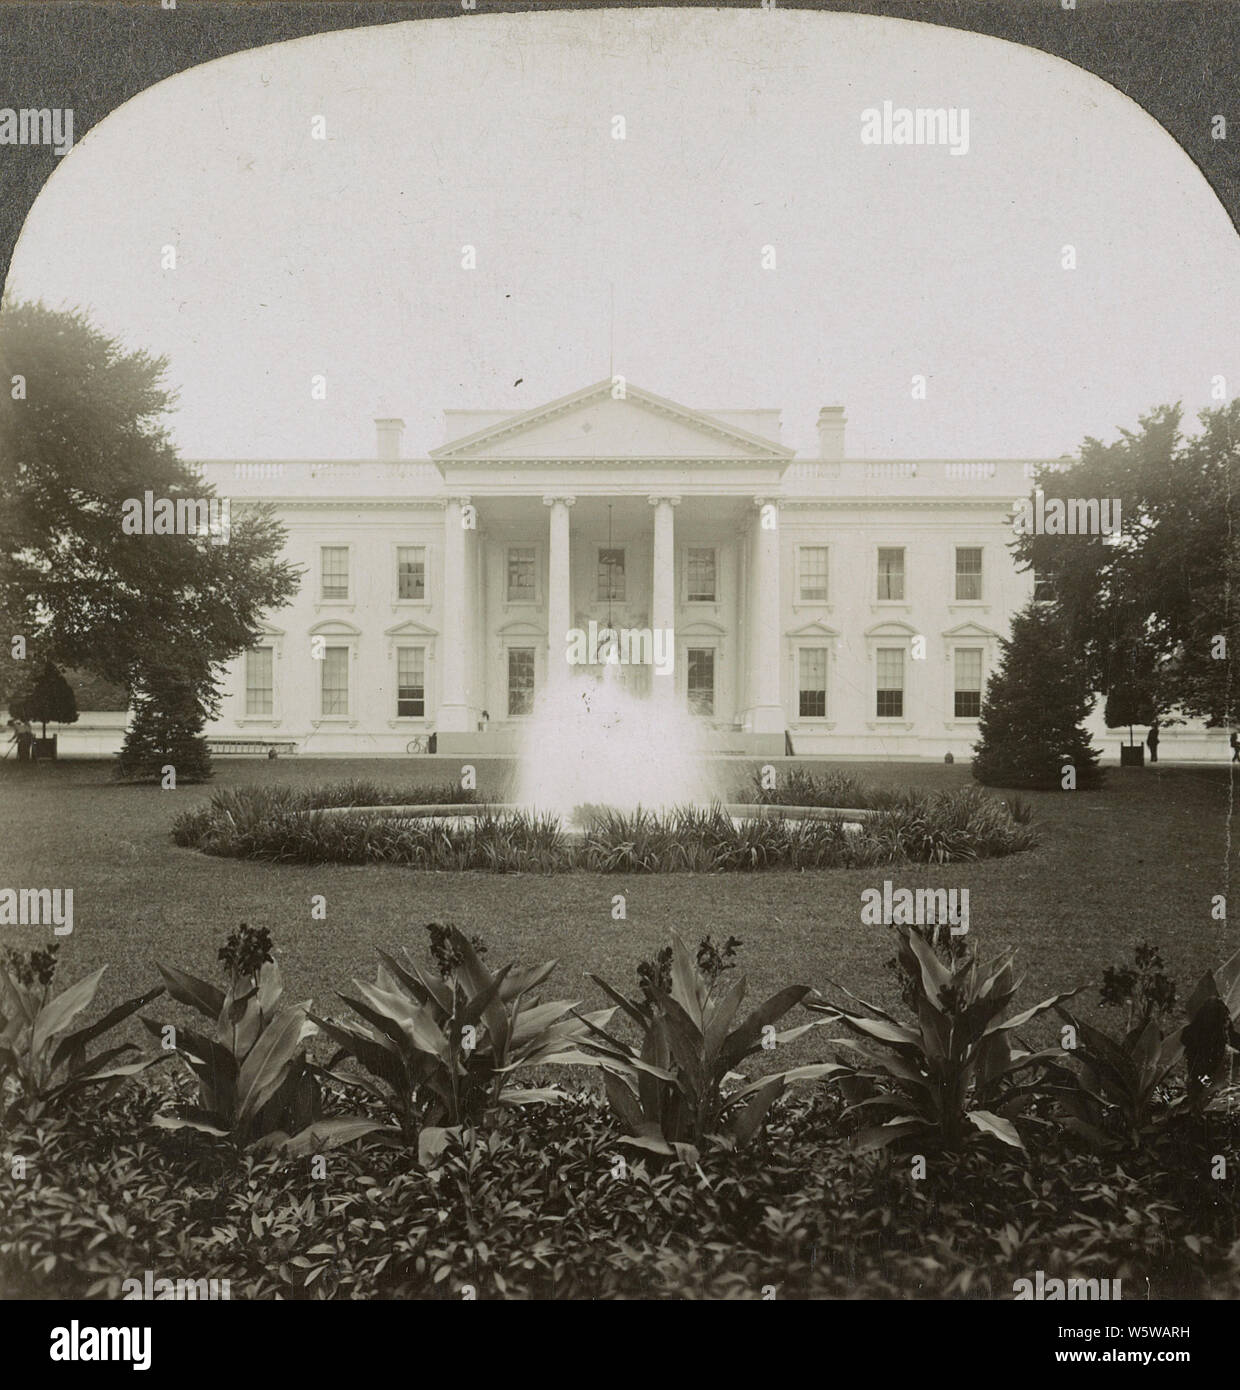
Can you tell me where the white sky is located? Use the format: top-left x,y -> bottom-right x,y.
8,8 -> 1240,461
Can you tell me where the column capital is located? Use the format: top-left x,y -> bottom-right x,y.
447,494 -> 472,509
542,494 -> 576,507
647,494 -> 681,507
753,495 -> 781,509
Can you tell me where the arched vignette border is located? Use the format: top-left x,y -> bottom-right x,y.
0,0 -> 1237,295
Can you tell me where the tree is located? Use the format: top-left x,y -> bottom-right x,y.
10,662 -> 78,738
0,300 -> 301,718
1011,401 -> 1240,726
114,668 -> 211,784
972,603 -> 1103,790
1101,639 -> 1158,746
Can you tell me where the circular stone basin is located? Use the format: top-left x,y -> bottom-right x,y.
312,802 -> 872,842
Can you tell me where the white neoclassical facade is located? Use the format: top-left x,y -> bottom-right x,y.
192,379 -> 1076,758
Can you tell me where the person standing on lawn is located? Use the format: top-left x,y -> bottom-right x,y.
1232,730 -> 1239,763
1146,720 -> 1159,764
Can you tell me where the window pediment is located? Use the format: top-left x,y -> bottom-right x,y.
864,619 -> 919,640
787,619 -> 840,639
384,619 -> 439,639
942,620 -> 1002,640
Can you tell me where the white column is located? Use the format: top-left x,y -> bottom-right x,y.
543,495 -> 575,684
438,495 -> 473,733
748,496 -> 784,734
648,495 -> 680,703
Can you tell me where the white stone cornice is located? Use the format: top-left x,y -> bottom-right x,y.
778,497 -> 1014,511
250,499 -> 447,511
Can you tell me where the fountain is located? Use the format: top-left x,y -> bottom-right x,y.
311,658 -> 871,843
513,661 -> 723,821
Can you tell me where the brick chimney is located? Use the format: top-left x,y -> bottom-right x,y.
375,418 -> 405,461
817,406 -> 846,461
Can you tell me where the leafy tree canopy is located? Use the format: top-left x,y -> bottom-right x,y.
1011,401 -> 1239,726
0,300 -> 301,714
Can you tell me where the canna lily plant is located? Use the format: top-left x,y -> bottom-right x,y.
807,925 -> 1079,1153
1046,945 -> 1240,1149
0,945 -> 167,1128
311,924 -> 616,1163
567,932 -> 839,1161
141,925 -> 365,1151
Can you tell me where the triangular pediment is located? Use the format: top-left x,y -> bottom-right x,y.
787,619 -> 841,639
431,381 -> 794,463
384,619 -> 439,640
942,621 -> 1002,640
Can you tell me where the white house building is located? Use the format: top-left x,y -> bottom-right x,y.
189,379 -> 1072,760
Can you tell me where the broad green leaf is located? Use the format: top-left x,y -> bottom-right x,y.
52,984 -> 165,1072
278,1117 -> 388,1155
236,1007 -> 312,1124
155,963 -> 225,1021
31,968 -> 106,1057
720,986 -> 812,1069
966,1108 -> 1025,1150
903,927 -> 953,1009
727,1076 -> 784,1146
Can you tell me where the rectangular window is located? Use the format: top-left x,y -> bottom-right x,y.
799,546 -> 829,602
397,546 -> 426,601
321,546 -> 349,600
245,646 -> 273,716
598,547 -> 626,602
877,547 -> 905,601
507,647 -> 535,716
955,546 -> 983,601
954,647 -> 984,719
876,647 -> 904,718
798,647 -> 828,718
320,646 -> 349,716
1033,566 -> 1054,603
396,646 -> 425,718
507,546 -> 536,603
687,647 -> 715,716
686,547 -> 716,602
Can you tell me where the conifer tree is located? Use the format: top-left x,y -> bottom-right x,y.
973,603 -> 1103,790
115,668 -> 211,784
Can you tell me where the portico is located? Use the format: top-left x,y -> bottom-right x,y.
426,380 -> 796,754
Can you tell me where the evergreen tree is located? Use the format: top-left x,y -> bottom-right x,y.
114,668 -> 211,784
973,603 -> 1103,790
10,661 -> 78,737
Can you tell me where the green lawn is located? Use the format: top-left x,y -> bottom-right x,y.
1,756 -> 1236,1066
